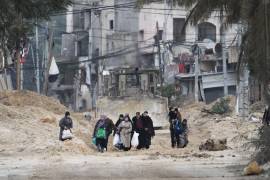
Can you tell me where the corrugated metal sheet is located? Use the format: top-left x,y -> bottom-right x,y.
202,72 -> 237,89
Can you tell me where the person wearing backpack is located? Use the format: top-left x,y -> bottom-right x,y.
93,115 -> 107,153
173,118 -> 183,148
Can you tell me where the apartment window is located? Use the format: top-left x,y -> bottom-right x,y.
149,74 -> 154,83
198,22 -> 216,42
110,20 -> 114,30
78,36 -> 88,56
139,30 -> 144,41
158,30 -> 163,40
173,18 -> 186,42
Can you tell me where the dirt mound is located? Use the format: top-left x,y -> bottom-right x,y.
0,91 -> 95,156
0,90 -> 66,114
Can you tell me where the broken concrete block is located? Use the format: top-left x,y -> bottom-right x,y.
243,161 -> 262,176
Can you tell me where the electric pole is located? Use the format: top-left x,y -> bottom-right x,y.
43,26 -> 54,95
221,14 -> 228,96
35,21 -> 40,94
16,14 -> 22,90
194,44 -> 199,102
155,21 -> 163,92
16,48 -> 21,90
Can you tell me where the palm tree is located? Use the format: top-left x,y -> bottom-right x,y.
137,0 -> 270,99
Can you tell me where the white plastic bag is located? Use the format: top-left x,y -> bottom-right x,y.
62,129 -> 73,140
113,134 -> 120,146
131,132 -> 139,147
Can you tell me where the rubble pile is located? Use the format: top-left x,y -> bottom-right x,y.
0,91 -> 263,160
199,138 -> 227,151
0,90 -> 95,156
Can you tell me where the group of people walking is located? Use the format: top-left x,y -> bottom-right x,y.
168,107 -> 188,148
58,108 -> 188,153
92,111 -> 155,153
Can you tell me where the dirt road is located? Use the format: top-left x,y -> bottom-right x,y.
0,129 -> 267,180
0,155 -> 267,180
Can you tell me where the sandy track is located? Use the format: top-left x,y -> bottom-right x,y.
0,155 -> 266,180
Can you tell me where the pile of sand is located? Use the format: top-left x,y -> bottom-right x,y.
0,91 -> 262,159
0,91 -> 95,156
0,90 -> 66,114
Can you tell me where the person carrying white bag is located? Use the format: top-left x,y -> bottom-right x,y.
131,132 -> 139,147
59,111 -> 73,141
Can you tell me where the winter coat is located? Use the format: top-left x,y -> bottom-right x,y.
168,111 -> 177,129
142,115 -> 155,137
93,119 -> 106,137
59,116 -> 73,130
118,120 -> 133,148
132,116 -> 144,131
93,118 -> 116,137
105,118 -> 116,135
114,118 -> 123,135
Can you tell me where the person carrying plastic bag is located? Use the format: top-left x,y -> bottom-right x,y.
118,115 -> 133,151
93,115 -> 107,153
59,111 -> 73,141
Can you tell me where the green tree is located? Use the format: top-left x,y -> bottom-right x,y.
0,0 -> 71,65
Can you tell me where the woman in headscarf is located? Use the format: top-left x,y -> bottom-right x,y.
118,115 -> 133,151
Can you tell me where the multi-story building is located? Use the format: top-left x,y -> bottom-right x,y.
51,0 -> 243,111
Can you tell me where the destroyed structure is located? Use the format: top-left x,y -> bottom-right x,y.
0,0 -> 264,117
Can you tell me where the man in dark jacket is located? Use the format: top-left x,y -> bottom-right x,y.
104,117 -> 116,150
141,111 -> 155,149
59,111 -> 73,141
132,112 -> 144,149
168,107 -> 177,148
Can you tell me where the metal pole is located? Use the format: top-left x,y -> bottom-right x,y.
43,24 -> 54,95
16,49 -> 21,90
35,22 -> 40,93
194,45 -> 199,102
156,22 -> 163,92
221,16 -> 228,96
20,61 -> 23,90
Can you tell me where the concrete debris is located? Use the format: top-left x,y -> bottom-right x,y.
199,138 -> 227,151
243,161 -> 263,176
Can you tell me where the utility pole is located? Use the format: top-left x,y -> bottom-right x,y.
16,14 -> 22,90
89,10 -> 94,109
194,44 -> 199,102
16,48 -> 21,90
35,21 -> 40,93
20,55 -> 23,90
155,21 -> 163,92
221,14 -> 228,96
43,25 -> 54,95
